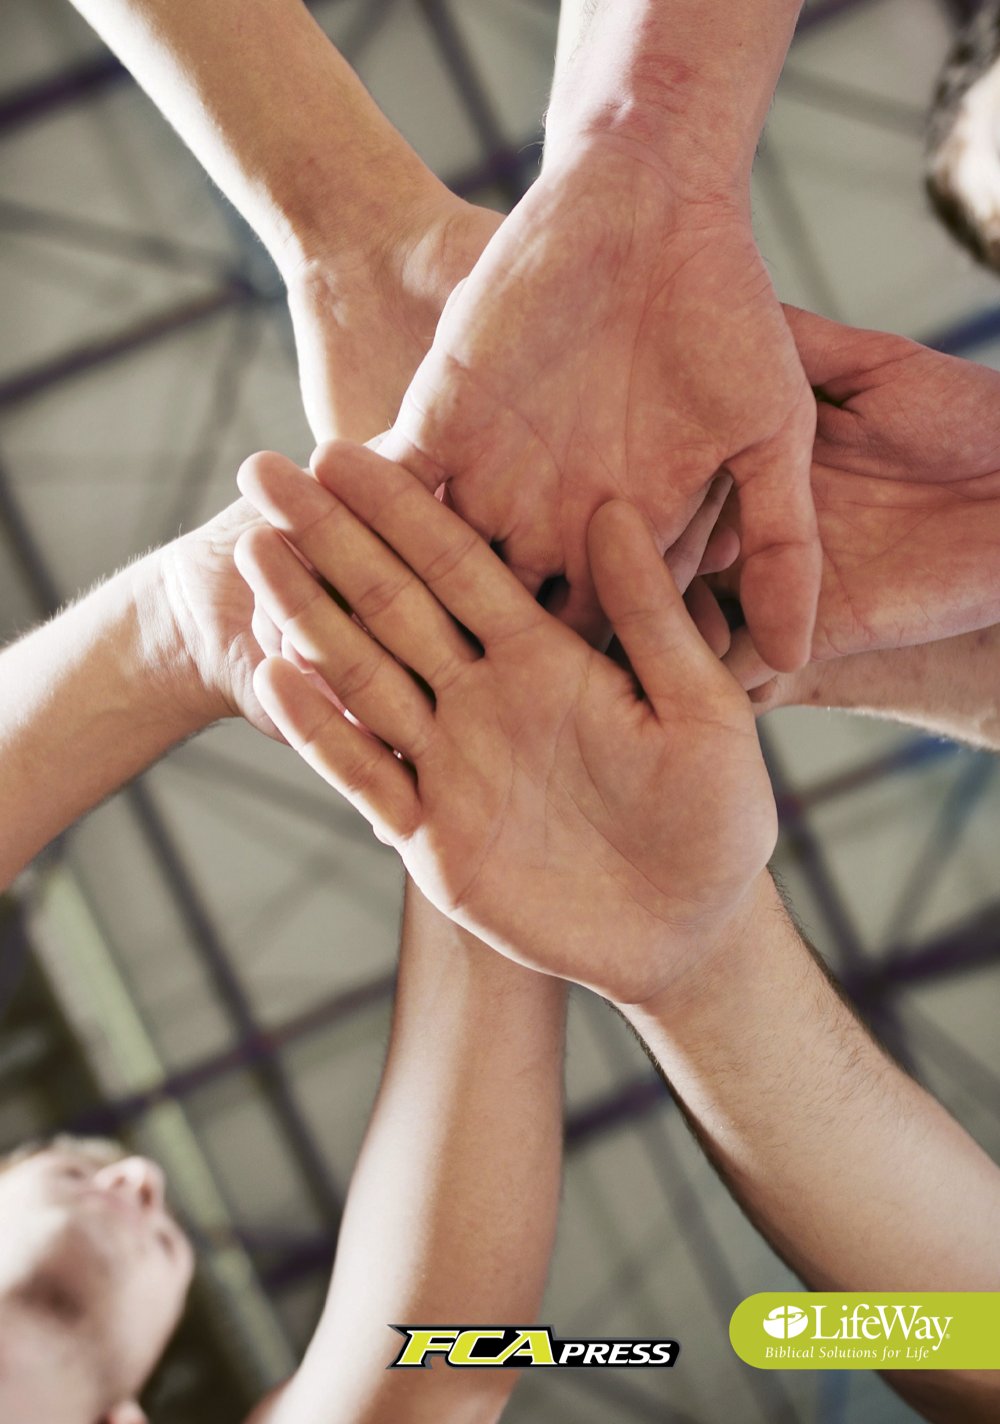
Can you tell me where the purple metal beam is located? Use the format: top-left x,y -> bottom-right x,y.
0,282 -> 261,412
847,901 -> 1000,1001
925,304 -> 1000,357
775,736 -> 958,821
64,970 -> 396,1138
0,53 -> 128,136
565,1073 -> 669,1149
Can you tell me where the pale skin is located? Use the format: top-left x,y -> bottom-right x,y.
236,441 -> 1000,1424
0,520 -> 565,1424
248,884 -> 566,1424
0,1150 -> 193,1424
379,0 -> 820,662
67,0 -> 502,443
70,0 -> 821,666
711,307 -> 1000,692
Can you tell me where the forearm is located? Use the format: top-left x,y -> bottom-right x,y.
762,627 -> 1000,750
623,872 -> 1000,1421
547,0 -> 803,198
68,0 -> 448,281
281,881 -> 567,1424
0,551 -> 211,890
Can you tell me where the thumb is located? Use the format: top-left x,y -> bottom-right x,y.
588,501 -> 734,717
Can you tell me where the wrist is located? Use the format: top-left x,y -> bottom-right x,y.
283,185 -> 498,329
545,0 -> 799,203
616,870 -> 779,1025
148,542 -> 231,735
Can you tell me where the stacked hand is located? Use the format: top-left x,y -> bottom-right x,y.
378,145 -> 820,666
233,444 -> 776,1005
712,308 -> 1000,698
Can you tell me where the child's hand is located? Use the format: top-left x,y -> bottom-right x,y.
235,444 -> 776,1006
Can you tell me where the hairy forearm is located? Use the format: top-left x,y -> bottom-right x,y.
547,0 -> 803,197
0,551 -> 209,890
761,627 -> 1000,750
279,882 -> 566,1424
68,0 -> 447,280
623,873 -> 1000,1421
627,874 -> 1000,1287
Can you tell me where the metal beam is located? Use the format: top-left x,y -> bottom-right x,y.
0,282 -> 263,412
925,304 -> 1000,357
64,970 -> 396,1138
0,197 -> 241,279
0,53 -> 128,136
414,0 -> 525,205
848,899 -> 1000,1001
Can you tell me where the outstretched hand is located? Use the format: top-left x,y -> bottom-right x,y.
233,444 -> 776,1006
376,145 -> 820,666
716,307 -> 1000,693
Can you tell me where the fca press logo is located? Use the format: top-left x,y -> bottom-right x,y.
763,1306 -> 810,1340
390,1325 -> 680,1368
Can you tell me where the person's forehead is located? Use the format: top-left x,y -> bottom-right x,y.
22,1144 -> 122,1177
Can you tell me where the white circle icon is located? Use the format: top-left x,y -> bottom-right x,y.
763,1306 -> 809,1339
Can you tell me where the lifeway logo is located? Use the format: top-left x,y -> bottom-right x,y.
763,1306 -> 809,1339
765,1303 -> 952,1353
389,1326 -> 679,1368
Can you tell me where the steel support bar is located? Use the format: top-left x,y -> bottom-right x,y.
0,197 -> 240,278
125,781 -> 344,1233
0,895 -> 32,1023
761,726 -> 867,972
413,0 -> 524,205
776,736 -> 958,821
848,900 -> 1000,1002
65,970 -> 396,1137
565,1073 -> 669,1150
0,283 -> 261,412
794,0 -> 880,36
926,304 -> 1000,357
0,53 -> 127,136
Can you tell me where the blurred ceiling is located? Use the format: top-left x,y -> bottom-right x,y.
2,1 -> 1000,1421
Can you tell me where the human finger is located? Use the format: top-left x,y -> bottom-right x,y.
588,501 -> 735,720
721,625 -> 780,691
684,577 -> 731,659
728,409 -> 821,672
251,605 -> 283,658
663,473 -> 734,593
238,448 -> 476,686
311,440 -> 545,647
235,525 -> 437,763
253,657 -> 420,841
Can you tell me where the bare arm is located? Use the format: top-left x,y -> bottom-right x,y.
67,0 -> 500,440
0,499 -> 277,891
235,443 -> 1000,1424
746,625 -> 1000,751
380,0 -> 818,662
250,881 -> 566,1424
546,0 -> 803,189
623,872 -> 1000,1422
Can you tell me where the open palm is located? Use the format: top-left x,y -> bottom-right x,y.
235,444 -> 776,1006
